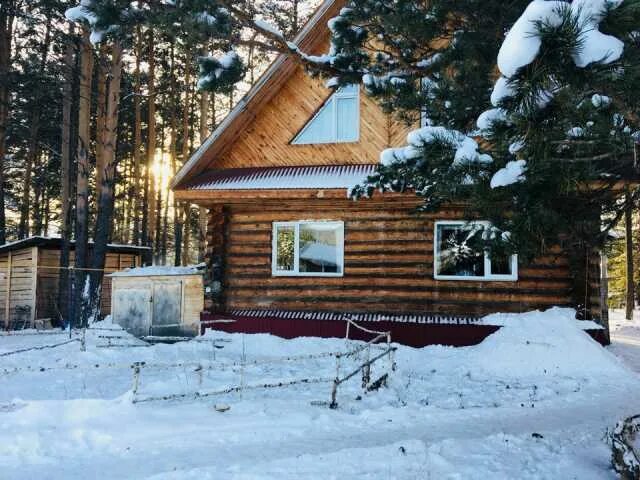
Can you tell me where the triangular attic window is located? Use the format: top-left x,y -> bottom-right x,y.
292,84 -> 359,144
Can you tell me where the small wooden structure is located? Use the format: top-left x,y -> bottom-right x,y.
0,236 -> 150,329
110,266 -> 204,338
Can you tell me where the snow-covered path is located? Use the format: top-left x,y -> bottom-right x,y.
609,309 -> 640,374
1,308 -> 639,479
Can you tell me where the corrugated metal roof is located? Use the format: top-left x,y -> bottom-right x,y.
185,164 -> 377,191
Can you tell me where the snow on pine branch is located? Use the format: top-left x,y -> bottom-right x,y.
253,19 -> 284,38
477,0 -> 625,188
197,51 -> 245,92
491,0 -> 624,110
490,160 -> 527,188
379,126 -> 492,167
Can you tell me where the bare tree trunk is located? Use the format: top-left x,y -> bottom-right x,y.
0,0 -> 15,244
18,19 -> 51,238
32,152 -> 43,235
85,40 -> 122,326
144,30 -> 156,251
42,186 -> 49,235
132,26 -> 143,245
95,44 -> 107,199
197,67 -> 210,263
73,28 -> 94,327
175,50 -> 191,266
154,113 -> 164,265
154,187 -> 162,263
626,187 -> 635,320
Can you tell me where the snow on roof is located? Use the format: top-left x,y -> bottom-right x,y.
0,236 -> 151,254
185,164 -> 377,191
110,264 -> 205,277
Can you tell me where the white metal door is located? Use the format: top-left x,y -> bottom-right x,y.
113,287 -> 151,337
151,281 -> 182,336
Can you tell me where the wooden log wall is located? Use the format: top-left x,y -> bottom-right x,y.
204,205 -> 227,312
207,203 -> 593,318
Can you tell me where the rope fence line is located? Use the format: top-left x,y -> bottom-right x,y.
0,318 -> 399,408
3,264 -> 124,272
132,377 -> 334,404
0,338 -> 81,357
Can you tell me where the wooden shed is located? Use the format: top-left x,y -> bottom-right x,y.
110,266 -> 204,338
0,236 -> 150,329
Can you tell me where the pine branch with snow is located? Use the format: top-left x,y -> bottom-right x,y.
347,0 -> 640,262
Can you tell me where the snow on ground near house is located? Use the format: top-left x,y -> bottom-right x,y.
0,308 -> 638,479
609,309 -> 640,374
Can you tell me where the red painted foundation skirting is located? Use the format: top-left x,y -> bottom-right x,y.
201,312 -> 610,348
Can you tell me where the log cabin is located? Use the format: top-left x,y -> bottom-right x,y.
171,0 -> 609,347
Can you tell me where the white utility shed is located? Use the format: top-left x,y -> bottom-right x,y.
110,265 -> 204,337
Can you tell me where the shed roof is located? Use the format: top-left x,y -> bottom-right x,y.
110,264 -> 204,278
184,164 -> 377,191
170,0 -> 343,189
0,236 -> 151,255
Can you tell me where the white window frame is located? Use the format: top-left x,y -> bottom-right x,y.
272,220 -> 344,277
433,220 -> 518,281
291,86 -> 360,145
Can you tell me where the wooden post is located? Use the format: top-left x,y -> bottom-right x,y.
30,246 -> 38,327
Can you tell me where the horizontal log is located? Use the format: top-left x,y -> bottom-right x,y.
226,286 -> 570,302
228,208 -> 467,223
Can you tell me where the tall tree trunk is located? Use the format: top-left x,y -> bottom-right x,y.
625,187 -> 635,320
73,28 -> 94,327
175,51 -> 191,266
154,186 -> 162,263
144,30 -> 156,251
43,186 -> 49,235
32,153 -> 43,235
132,26 -> 143,245
154,113 -> 164,264
95,44 -> 108,199
197,68 -> 210,263
123,155 -> 132,244
85,40 -> 122,326
0,1 -> 14,244
56,22 -> 75,326
18,19 -> 51,238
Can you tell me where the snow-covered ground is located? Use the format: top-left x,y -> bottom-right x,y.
609,309 -> 640,375
0,308 -> 638,479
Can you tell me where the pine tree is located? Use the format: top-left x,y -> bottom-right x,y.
333,0 -> 640,265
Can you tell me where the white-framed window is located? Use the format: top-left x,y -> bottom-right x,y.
292,84 -> 359,144
272,221 -> 344,276
434,220 -> 518,281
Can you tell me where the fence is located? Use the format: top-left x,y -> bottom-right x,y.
0,319 -> 398,408
131,319 -> 397,407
